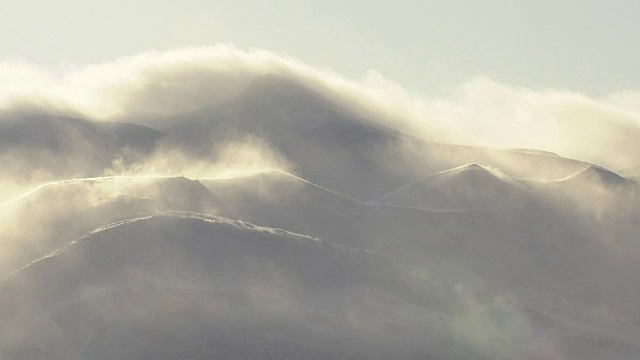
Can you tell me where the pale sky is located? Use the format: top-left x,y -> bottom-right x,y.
1,0 -> 638,96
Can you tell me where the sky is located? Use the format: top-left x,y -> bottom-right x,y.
2,0 -> 639,97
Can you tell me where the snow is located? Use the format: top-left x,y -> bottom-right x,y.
371,163 -> 530,211
0,72 -> 639,359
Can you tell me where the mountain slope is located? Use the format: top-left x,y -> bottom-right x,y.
141,75 -> 589,201
0,115 -> 165,182
0,176 -> 219,275
371,163 -> 532,211
3,212 -> 638,360
559,165 -> 636,187
151,75 -> 417,200
2,70 -> 639,359
0,213 -> 473,360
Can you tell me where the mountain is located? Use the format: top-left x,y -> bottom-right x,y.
0,213 -> 475,360
537,165 -> 640,219
140,75 -> 589,201
0,78 -> 589,203
618,165 -> 640,180
0,115 -> 165,182
559,165 -> 636,188
147,75 -> 420,200
2,68 -> 640,359
371,163 -> 533,211
0,176 -> 219,275
3,212 -> 637,360
200,170 -> 374,244
3,168 -> 637,356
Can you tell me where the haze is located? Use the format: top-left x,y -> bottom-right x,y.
0,2 -> 639,360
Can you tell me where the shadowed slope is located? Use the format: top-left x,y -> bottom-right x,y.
153,75 -> 415,200
0,115 -> 165,181
0,176 -> 220,275
560,165 -> 633,186
145,75 -> 589,201
0,213 -> 470,360
372,163 -> 532,211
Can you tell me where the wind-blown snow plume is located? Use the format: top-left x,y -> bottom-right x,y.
104,136 -> 291,179
1,45 -> 639,168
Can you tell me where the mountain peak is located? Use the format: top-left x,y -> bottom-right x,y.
372,163 -> 521,211
561,165 -> 630,187
426,163 -> 508,187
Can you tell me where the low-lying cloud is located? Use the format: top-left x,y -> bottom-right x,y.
1,44 -> 639,169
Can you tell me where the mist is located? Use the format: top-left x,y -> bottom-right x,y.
1,46 -> 639,359
1,45 -> 639,168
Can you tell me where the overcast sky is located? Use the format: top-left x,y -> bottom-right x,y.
1,1 -> 638,96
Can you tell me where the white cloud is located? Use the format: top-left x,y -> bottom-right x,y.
1,45 -> 639,170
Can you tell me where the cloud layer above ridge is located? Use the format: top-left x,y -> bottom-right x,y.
1,44 -> 639,169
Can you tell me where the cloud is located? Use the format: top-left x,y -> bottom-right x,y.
103,136 -> 291,179
1,45 -> 639,169
436,77 -> 640,169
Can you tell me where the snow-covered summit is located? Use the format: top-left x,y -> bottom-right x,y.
372,163 -> 527,211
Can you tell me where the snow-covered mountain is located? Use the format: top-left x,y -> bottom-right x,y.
371,163 -> 532,211
1,60 -> 639,359
139,75 -> 590,201
0,115 -> 164,181
0,212 -> 470,360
